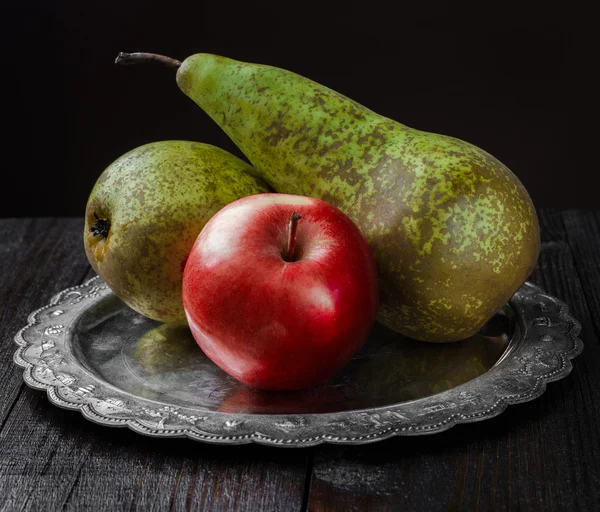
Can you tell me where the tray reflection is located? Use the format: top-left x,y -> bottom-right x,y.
75,296 -> 511,415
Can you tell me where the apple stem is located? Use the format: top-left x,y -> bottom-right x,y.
115,52 -> 182,70
90,212 -> 110,239
285,212 -> 302,262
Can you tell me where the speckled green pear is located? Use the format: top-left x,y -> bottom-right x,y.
84,140 -> 270,323
170,54 -> 540,342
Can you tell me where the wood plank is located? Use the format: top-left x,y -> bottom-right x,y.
562,210 -> 600,337
306,209 -> 600,511
63,432 -> 308,511
0,220 -> 308,512
0,218 -> 90,427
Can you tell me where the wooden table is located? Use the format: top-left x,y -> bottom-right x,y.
1,210 -> 599,511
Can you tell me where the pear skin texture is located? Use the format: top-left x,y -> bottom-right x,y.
84,141 -> 270,323
176,55 -> 540,342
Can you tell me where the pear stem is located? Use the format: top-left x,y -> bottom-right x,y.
115,52 -> 182,70
285,212 -> 302,262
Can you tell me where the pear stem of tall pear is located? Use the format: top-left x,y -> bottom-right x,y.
285,212 -> 302,262
115,52 -> 181,70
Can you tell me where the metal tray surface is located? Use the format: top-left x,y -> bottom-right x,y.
14,277 -> 582,447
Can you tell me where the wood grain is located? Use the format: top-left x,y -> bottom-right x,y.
306,209 -> 600,512
63,432 -> 308,511
0,397 -> 308,511
0,218 -> 90,428
0,219 -> 308,512
562,210 -> 600,337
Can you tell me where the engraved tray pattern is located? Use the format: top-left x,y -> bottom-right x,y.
13,277 -> 582,447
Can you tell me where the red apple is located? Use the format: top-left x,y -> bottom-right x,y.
182,193 -> 379,390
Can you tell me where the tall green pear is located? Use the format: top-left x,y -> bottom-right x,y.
117,53 -> 540,342
84,140 -> 270,323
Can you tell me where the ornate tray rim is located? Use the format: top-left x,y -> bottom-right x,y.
13,277 -> 583,447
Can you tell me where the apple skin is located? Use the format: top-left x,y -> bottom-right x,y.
182,193 -> 379,390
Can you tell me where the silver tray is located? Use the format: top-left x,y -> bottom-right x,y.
13,276 -> 582,447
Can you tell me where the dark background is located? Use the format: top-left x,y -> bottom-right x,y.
2,2 -> 593,217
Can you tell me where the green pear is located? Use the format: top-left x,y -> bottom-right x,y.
84,140 -> 270,323
117,53 -> 540,342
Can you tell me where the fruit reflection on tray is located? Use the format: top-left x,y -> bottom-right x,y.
82,296 -> 512,415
